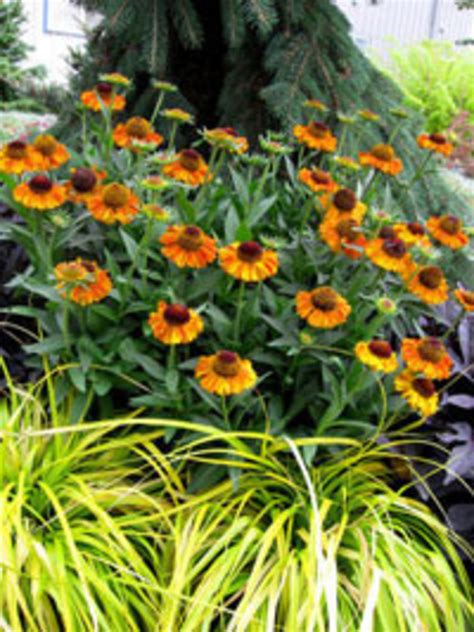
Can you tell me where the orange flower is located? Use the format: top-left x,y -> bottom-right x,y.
401,338 -> 452,380
426,215 -> 469,250
112,116 -> 164,149
296,286 -> 351,328
454,288 -> 474,312
298,167 -> 338,194
320,188 -> 367,223
87,182 -> 139,225
395,370 -> 439,417
162,149 -> 212,186
80,83 -> 126,112
148,301 -> 204,345
31,134 -> 70,170
365,237 -> 414,275
293,121 -> 337,152
195,350 -> 257,396
407,266 -> 449,305
66,166 -> 106,203
55,259 -> 112,306
393,222 -> 432,249
13,175 -> 67,210
160,224 -> 217,268
203,127 -> 249,153
319,216 -> 366,260
219,241 -> 278,282
417,133 -> 453,157
358,144 -> 403,175
0,140 -> 37,174
354,340 -> 398,373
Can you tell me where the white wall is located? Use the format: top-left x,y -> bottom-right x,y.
334,0 -> 474,56
21,0 -> 98,84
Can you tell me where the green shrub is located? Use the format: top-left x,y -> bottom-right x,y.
377,40 -> 474,133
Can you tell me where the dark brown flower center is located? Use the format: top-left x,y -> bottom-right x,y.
382,238 -> 407,259
222,127 -> 239,137
71,168 -> 97,192
439,215 -> 461,235
312,287 -> 338,312
418,338 -> 446,363
237,241 -> 263,263
333,188 -> 357,212
102,183 -> 129,208
213,350 -> 240,377
407,222 -> 425,236
379,226 -> 396,240
336,218 -> 359,242
412,377 -> 436,398
177,225 -> 204,250
164,304 -> 191,325
179,149 -> 201,172
310,169 -> 331,185
28,175 -> 53,193
33,134 -> 58,156
429,133 -> 446,145
81,261 -> 96,274
125,117 -> 151,139
308,121 -> 329,138
418,266 -> 443,289
368,340 -> 393,358
96,82 -> 112,97
371,144 -> 395,161
6,140 -> 27,159
460,290 -> 474,306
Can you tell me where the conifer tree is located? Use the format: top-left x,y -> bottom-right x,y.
0,0 -> 43,110
68,0 -> 469,214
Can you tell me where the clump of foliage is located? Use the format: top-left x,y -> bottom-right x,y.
378,40 -> 474,133
0,368 -> 472,630
0,0 -> 45,111
447,111 -> 474,178
1,78 -> 473,439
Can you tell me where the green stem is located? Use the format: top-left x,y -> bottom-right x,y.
168,121 -> 178,150
254,160 -> 273,204
168,344 -> 177,371
150,92 -> 165,126
407,152 -> 432,187
221,395 -> 230,429
62,303 -> 71,357
233,281 -> 246,343
388,121 -> 403,144
441,309 -> 464,342
299,197 -> 315,235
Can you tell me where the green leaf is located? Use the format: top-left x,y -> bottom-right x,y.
24,335 -> 65,355
68,367 -> 86,393
235,222 -> 253,242
165,368 -> 179,394
120,228 -> 139,260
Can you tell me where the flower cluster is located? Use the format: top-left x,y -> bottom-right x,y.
2,77 -> 472,428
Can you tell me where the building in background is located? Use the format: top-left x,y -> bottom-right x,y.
21,0 -> 97,84
335,0 -> 474,57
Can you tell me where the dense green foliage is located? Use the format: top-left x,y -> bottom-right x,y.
0,0 -> 44,110
0,369 -> 472,630
377,41 -> 474,133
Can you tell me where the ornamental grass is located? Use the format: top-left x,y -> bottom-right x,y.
0,367 -> 472,631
